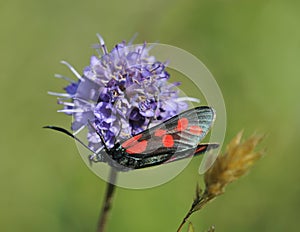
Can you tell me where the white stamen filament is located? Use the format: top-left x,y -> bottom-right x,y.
175,97 -> 200,103
96,33 -> 108,54
54,74 -> 76,83
73,97 -> 94,106
73,125 -> 86,135
60,61 -> 84,81
137,43 -> 146,61
48,91 -> 72,97
58,101 -> 75,107
128,33 -> 138,45
57,109 -> 85,113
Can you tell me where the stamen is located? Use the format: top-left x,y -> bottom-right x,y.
73,97 -> 94,106
73,125 -> 86,135
54,74 -> 76,83
165,82 -> 181,88
57,101 -> 75,107
128,33 -> 138,45
150,63 -> 162,73
60,61 -> 84,81
91,43 -> 102,56
57,109 -> 85,113
147,42 -> 156,52
96,33 -> 108,54
138,42 -> 146,60
175,97 -> 200,103
115,45 -> 123,62
48,91 -> 73,97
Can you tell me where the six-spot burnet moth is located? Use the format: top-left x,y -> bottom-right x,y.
45,106 -> 219,171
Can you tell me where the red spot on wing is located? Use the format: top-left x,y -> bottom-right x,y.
177,118 -> 189,131
195,145 -> 207,153
122,134 -> 143,148
126,140 -> 148,154
154,129 -> 167,137
162,134 -> 174,148
189,125 -> 203,135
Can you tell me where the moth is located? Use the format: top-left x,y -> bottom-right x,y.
45,106 -> 218,170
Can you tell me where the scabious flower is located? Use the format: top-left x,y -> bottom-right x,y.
49,34 -> 196,155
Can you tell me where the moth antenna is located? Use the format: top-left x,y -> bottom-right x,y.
43,125 -> 96,154
87,120 -> 110,153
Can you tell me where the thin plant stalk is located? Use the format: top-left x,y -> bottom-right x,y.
97,168 -> 118,232
176,132 -> 264,232
177,194 -> 213,232
177,209 -> 193,232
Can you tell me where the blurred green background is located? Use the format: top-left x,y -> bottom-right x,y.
1,0 -> 299,231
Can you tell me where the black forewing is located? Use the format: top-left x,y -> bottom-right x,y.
121,106 -> 216,159
164,143 -> 219,164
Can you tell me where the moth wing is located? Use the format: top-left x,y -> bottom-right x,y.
164,143 -> 219,164
121,106 -> 216,159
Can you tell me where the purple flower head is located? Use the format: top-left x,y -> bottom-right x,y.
49,34 -> 197,153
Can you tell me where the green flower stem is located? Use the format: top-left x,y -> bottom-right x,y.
177,194 -> 212,232
177,209 -> 194,232
97,168 -> 118,232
